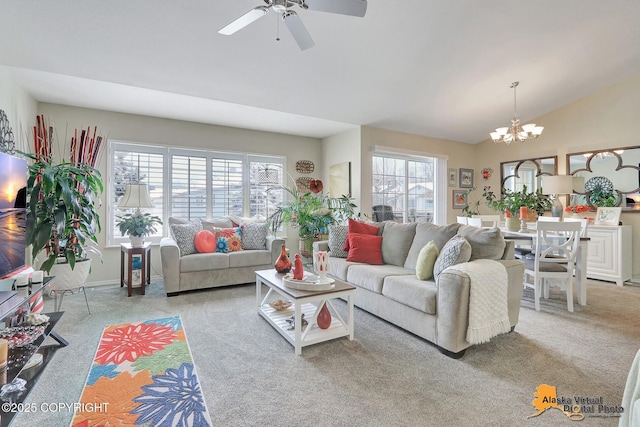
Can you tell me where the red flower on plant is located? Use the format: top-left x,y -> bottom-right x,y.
95,322 -> 176,365
309,180 -> 323,194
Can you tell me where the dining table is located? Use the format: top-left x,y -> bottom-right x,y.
501,227 -> 590,306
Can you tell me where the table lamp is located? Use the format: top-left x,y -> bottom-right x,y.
118,184 -> 154,215
541,175 -> 576,218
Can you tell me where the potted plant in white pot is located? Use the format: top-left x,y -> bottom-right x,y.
24,153 -> 103,287
116,212 -> 162,247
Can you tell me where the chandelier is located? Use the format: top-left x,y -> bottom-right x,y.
490,81 -> 543,144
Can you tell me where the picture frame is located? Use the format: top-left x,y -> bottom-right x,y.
594,207 -> 621,226
448,168 -> 457,187
329,162 -> 351,197
452,190 -> 468,209
459,168 -> 474,188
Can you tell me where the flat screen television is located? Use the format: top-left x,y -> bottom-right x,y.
0,151 -> 27,278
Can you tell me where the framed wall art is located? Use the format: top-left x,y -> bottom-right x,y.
594,207 -> 621,226
329,162 -> 351,197
452,190 -> 468,209
459,168 -> 474,188
448,168 -> 457,187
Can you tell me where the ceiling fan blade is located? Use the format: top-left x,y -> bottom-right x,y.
218,6 -> 270,35
303,0 -> 367,17
283,11 -> 315,51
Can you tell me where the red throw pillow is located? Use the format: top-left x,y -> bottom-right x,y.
346,234 -> 383,265
343,218 -> 380,251
194,230 -> 217,253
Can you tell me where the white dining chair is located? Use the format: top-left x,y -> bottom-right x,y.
473,214 -> 501,228
466,217 -> 483,227
562,217 -> 589,237
537,216 -> 561,222
523,221 -> 581,312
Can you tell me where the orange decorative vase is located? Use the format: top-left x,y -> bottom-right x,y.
274,244 -> 292,273
317,303 -> 331,329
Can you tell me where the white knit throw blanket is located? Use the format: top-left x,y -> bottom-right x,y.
448,259 -> 511,345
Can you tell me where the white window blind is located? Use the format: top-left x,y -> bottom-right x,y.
211,157 -> 244,218
171,154 -> 207,221
110,146 -> 165,245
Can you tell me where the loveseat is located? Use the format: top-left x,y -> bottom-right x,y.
314,221 -> 525,357
160,217 -> 284,296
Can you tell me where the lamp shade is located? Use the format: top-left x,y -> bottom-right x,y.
541,175 -> 574,195
118,184 -> 154,209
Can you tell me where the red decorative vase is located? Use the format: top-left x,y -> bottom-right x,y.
275,244 -> 292,273
317,303 -> 331,329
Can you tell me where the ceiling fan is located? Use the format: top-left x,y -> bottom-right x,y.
218,0 -> 368,51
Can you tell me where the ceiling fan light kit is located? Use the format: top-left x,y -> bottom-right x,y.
490,81 -> 544,145
218,0 -> 368,50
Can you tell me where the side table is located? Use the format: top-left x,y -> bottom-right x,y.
120,242 -> 151,297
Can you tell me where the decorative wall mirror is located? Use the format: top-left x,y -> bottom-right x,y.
567,146 -> 640,211
500,156 -> 558,193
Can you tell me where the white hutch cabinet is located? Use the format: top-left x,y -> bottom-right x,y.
586,225 -> 632,286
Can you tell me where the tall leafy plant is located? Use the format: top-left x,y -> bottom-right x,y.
24,153 -> 104,273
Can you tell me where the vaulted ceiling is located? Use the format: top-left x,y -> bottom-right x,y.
2,0 -> 639,143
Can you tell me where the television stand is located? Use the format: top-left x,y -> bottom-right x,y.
0,278 -> 68,427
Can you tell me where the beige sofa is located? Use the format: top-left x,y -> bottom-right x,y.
314,221 -> 525,358
160,217 -> 284,296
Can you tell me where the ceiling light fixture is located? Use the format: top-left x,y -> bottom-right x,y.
490,81 -> 543,144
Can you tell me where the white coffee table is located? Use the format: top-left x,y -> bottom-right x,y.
255,269 -> 355,355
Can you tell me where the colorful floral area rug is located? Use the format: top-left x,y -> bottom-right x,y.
71,316 -> 212,427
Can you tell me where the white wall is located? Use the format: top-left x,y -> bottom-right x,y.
322,128 -> 361,213
0,68 -> 37,152
36,103 -> 323,285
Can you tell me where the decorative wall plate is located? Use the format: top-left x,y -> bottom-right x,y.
585,176 -> 614,193
296,177 -> 313,192
0,109 -> 15,154
295,160 -> 314,174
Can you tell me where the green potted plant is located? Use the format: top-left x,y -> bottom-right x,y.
268,180 -> 356,257
24,153 -> 103,276
116,212 -> 163,247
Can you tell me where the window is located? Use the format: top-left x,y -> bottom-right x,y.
108,141 -> 284,245
372,152 -> 442,223
110,143 -> 165,246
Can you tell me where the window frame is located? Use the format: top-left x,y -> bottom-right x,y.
107,140 -> 285,246
371,147 -> 447,225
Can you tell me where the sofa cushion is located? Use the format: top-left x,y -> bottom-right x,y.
381,222 -> 417,266
194,230 -> 217,253
211,227 -> 243,253
382,275 -> 437,314
241,222 -> 267,250
404,223 -> 461,269
457,225 -> 506,261
343,218 -> 381,251
170,219 -> 203,256
327,256 -> 357,281
416,241 -> 439,280
346,234 -> 383,265
433,236 -> 472,279
346,264 -> 414,293
180,252 -> 230,272
229,250 -> 271,268
201,218 -> 234,229
328,224 -> 349,258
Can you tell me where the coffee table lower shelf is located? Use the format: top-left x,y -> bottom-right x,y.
256,269 -> 355,355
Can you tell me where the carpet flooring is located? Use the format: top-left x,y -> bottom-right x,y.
13,277 -> 640,427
